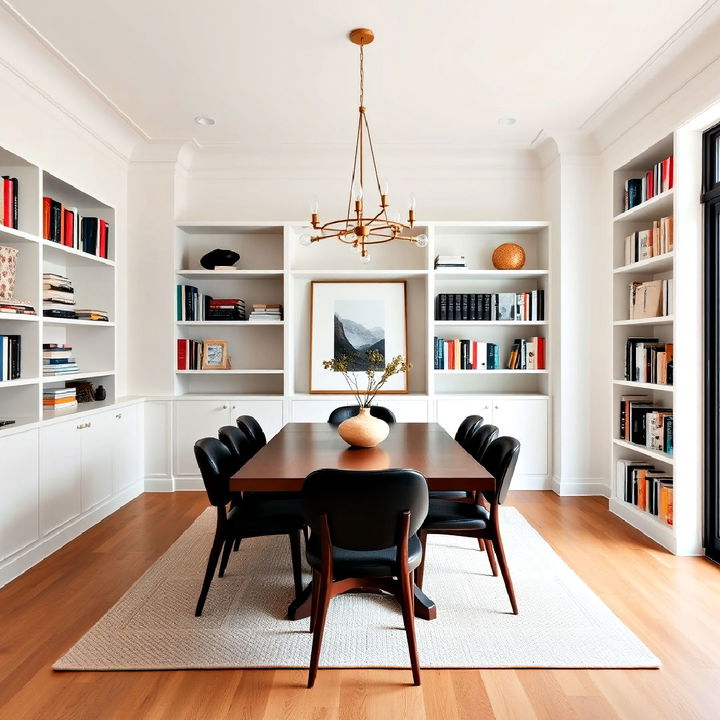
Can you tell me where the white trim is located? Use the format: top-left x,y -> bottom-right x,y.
144,475 -> 174,492
552,475 -> 610,497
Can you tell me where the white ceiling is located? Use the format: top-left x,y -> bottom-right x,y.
5,0 -> 716,150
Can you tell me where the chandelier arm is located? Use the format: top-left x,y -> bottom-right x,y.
312,231 -> 345,241
361,111 -> 388,223
345,110 -> 364,232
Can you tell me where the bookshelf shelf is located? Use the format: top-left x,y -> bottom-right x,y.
434,369 -> 549,375
0,377 -> 39,388
42,318 -> 115,327
613,380 -> 673,392
0,313 -> 39,322
291,269 -> 428,279
176,321 -> 284,327
433,269 -> 548,279
613,189 -> 674,223
609,498 -> 675,551
0,226 -> 40,245
42,240 -> 115,268
176,269 -> 283,280
613,438 -> 674,465
434,320 -> 548,327
613,316 -> 673,326
176,369 -> 284,375
41,370 -> 115,383
613,252 -> 674,275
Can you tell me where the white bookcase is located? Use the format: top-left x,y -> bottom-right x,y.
609,134 -> 676,550
0,146 -> 117,432
171,220 -> 552,488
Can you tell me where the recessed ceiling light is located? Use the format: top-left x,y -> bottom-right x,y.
194,116 -> 215,126
498,117 -> 516,126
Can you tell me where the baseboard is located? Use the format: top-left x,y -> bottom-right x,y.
0,481 -> 144,589
173,476 -> 205,491
552,475 -> 610,497
511,475 -> 551,490
144,475 -> 174,492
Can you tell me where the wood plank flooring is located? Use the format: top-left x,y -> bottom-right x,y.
0,491 -> 718,720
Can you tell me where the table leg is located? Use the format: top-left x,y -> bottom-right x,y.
287,581 -> 314,620
413,585 -> 437,620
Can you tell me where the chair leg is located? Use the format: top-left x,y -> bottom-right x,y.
289,529 -> 304,598
399,570 -> 421,686
416,531 -> 428,589
485,538 -> 498,577
195,533 -> 224,617
477,537 -> 486,552
218,537 -> 234,578
309,569 -> 320,633
492,531 -> 518,615
303,525 -> 309,545
307,572 -> 332,688
233,537 -> 241,551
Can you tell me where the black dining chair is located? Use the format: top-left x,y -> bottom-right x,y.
236,414 -> 267,455
193,437 -> 305,617
327,405 -> 396,425
454,414 -> 484,450
301,468 -> 429,688
466,423 -> 499,464
416,436 -> 521,615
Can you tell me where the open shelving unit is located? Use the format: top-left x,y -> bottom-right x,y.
610,133 -> 676,550
0,145 -> 117,431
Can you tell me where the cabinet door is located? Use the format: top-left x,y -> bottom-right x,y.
113,405 -> 142,493
174,400 -> 231,476
0,430 -> 39,560
39,420 -> 82,535
229,399 -> 283,440
490,398 -> 548,476
378,399 -> 430,423
435,398 -> 493,439
81,410 -> 115,512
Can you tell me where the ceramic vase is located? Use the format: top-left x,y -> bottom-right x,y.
0,246 -> 18,299
337,407 -> 390,448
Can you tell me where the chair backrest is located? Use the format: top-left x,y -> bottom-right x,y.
236,415 -> 267,453
194,437 -> 236,507
467,423 -> 499,463
455,414 -> 483,447
218,425 -> 255,472
301,468 -> 428,551
481,436 -> 521,505
327,405 -> 397,425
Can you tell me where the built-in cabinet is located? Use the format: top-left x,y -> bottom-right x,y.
1,401 -> 144,587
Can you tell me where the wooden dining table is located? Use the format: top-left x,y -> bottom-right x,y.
230,422 -> 494,621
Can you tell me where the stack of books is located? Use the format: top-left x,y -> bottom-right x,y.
43,343 -> 78,376
616,459 -> 673,524
507,337 -> 546,370
0,299 -> 36,316
43,387 -> 77,411
619,395 -> 673,453
623,155 -> 673,210
624,338 -> 673,385
75,309 -> 109,322
248,304 -> 283,322
435,291 -> 545,321
177,339 -> 203,370
206,298 -> 245,321
434,255 -> 466,269
434,338 -> 500,370
0,334 -> 21,380
629,279 -> 672,319
43,273 -> 77,319
1,175 -> 18,228
42,198 -> 110,259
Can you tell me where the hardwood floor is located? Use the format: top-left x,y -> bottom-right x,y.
0,491 -> 718,720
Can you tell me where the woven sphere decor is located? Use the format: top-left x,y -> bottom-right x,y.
492,242 -> 526,270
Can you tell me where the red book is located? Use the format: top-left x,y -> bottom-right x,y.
668,155 -> 674,189
42,197 -> 51,239
472,340 -> 477,370
2,178 -> 11,227
63,210 -> 73,247
537,337 -> 546,370
448,340 -> 454,370
99,219 -> 108,259
177,338 -> 188,370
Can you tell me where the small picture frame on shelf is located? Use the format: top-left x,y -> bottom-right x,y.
201,340 -> 230,370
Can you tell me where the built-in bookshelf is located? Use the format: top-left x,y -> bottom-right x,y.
0,145 -> 117,431
610,134 -> 676,550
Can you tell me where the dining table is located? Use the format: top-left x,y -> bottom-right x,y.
230,421 -> 494,621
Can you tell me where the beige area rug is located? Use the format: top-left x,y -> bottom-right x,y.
54,508 -> 660,670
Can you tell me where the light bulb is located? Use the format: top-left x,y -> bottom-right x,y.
352,179 -> 364,202
360,251 -> 371,263
415,233 -> 428,248
382,179 -> 390,195
299,233 -> 313,247
409,192 -> 416,210
310,197 -> 319,215
392,210 -> 403,224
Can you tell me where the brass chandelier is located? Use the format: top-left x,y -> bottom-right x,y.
299,28 -> 428,263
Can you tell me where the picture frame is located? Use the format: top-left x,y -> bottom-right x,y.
201,339 -> 230,370
309,280 -> 409,394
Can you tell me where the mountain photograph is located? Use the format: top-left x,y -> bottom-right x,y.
333,300 -> 385,370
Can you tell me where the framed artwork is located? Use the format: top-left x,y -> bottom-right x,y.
201,339 -> 230,370
310,280 -> 408,394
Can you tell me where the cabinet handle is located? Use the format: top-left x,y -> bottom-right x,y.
221,405 -> 228,410
494,406 -> 499,410
231,405 -> 237,410
115,413 -> 122,419
76,424 -> 83,430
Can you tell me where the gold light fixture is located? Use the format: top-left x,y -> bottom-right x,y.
299,28 -> 428,263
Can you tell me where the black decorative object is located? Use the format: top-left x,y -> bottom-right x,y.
200,248 -> 240,270
94,384 -> 107,401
